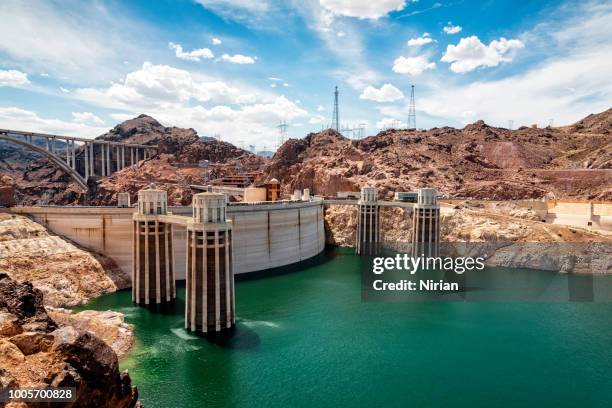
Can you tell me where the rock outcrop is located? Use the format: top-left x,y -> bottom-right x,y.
264,109 -> 612,201
2,109 -> 610,205
0,274 -> 140,408
48,308 -> 134,358
0,213 -> 129,307
7,114 -> 266,206
324,202 -> 612,274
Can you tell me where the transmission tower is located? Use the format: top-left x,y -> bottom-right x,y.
407,85 -> 416,130
332,86 -> 339,131
277,120 -> 288,149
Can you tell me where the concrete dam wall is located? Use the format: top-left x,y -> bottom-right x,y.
11,200 -> 325,279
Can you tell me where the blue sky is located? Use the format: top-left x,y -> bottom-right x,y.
0,0 -> 610,151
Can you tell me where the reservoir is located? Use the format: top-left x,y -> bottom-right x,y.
78,248 -> 612,407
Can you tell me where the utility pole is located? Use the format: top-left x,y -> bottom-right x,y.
407,85 -> 416,130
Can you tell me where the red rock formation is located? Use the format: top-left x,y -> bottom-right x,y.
0,273 -> 140,408
263,109 -> 612,200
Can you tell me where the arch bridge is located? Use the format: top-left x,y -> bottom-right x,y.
0,128 -> 157,190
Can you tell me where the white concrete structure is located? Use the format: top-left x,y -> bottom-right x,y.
356,187 -> 380,255
244,186 -> 267,203
337,191 -> 360,199
117,193 -> 131,208
412,188 -> 440,257
132,189 -> 175,305
302,188 -> 310,201
12,199 -> 326,278
185,193 -> 234,333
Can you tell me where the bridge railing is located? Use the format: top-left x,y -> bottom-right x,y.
0,128 -> 158,183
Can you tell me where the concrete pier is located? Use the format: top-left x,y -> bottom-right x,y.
356,187 -> 380,255
132,189 -> 175,305
185,193 -> 235,334
412,188 -> 440,257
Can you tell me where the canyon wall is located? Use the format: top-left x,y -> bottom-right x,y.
323,202 -> 612,274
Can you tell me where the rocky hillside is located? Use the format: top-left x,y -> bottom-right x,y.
265,109 -> 611,201
1,110 -> 610,205
324,202 -> 612,274
0,274 -> 140,407
0,213 -> 129,307
5,114 -> 266,205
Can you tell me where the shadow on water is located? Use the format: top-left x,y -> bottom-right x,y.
235,245 -> 341,282
140,297 -> 185,316
200,324 -> 261,350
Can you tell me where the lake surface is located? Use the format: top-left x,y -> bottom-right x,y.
80,247 -> 612,408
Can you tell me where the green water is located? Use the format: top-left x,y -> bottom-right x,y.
80,248 -> 612,408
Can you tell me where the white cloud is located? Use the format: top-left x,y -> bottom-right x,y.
211,37 -> 222,45
392,56 -> 436,75
75,62 -> 250,109
309,114 -> 326,124
443,23 -> 462,34
407,33 -> 432,47
0,1 -> 147,82
319,0 -> 406,19
283,82 -> 289,87
441,35 -> 524,73
219,54 -> 257,64
60,87 -> 70,93
421,49 -> 612,127
67,60 -> 306,148
169,42 -> 214,61
339,68 -> 382,90
196,0 -> 269,13
360,83 -> 405,102
376,117 -> 406,129
109,113 -> 135,122
268,77 -> 282,81
0,107 -> 107,137
146,96 -> 308,147
71,112 -> 104,126
317,105 -> 325,112
0,69 -> 29,87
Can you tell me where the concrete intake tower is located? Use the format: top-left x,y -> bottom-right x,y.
356,186 -> 380,255
412,188 -> 440,257
132,188 -> 176,304
185,192 -> 235,334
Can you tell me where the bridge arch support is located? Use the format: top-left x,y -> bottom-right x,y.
0,134 -> 88,190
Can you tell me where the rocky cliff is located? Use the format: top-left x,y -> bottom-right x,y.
0,274 -> 140,408
324,202 -> 612,274
2,110 -> 610,206
264,109 -> 612,201
0,213 -> 129,307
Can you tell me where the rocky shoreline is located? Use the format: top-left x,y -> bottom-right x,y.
324,202 -> 612,274
0,213 -> 130,307
0,274 -> 140,407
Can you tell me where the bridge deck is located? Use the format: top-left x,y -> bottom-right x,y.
0,128 -> 157,149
